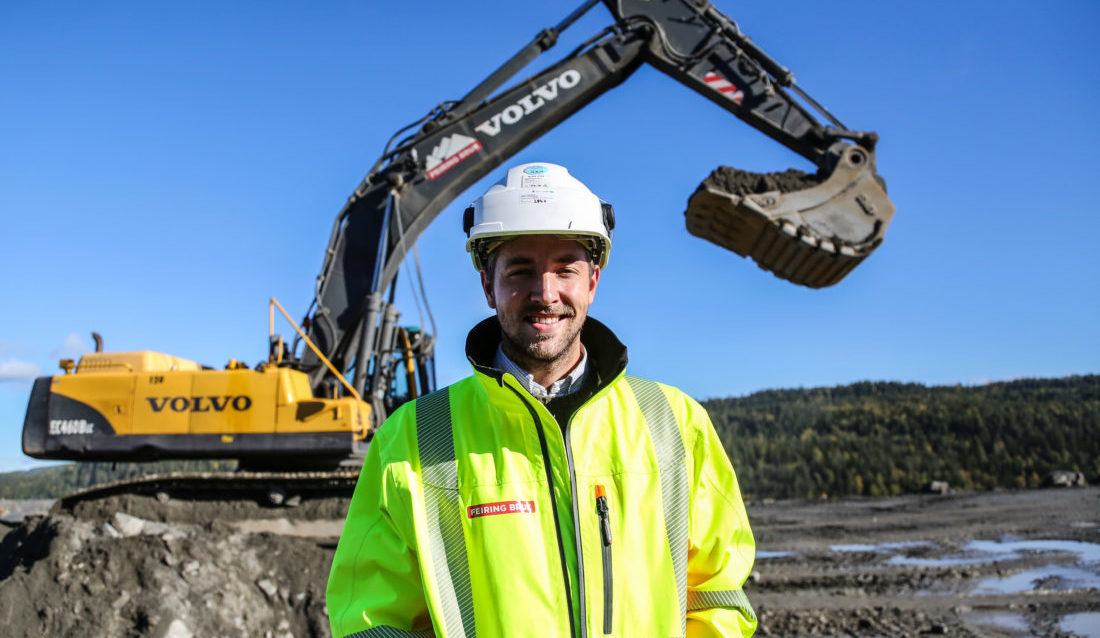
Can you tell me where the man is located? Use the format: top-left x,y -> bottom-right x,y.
327,162 -> 756,637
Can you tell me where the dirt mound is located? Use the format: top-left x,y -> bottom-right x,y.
0,496 -> 342,637
2,488 -> 1097,636
702,166 -> 823,196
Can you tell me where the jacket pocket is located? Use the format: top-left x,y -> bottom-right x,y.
595,485 -> 613,634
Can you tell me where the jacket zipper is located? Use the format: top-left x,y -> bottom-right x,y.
505,383 -> 579,638
595,485 -> 613,634
562,417 -> 589,638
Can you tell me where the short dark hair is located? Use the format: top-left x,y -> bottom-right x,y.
482,241 -> 595,282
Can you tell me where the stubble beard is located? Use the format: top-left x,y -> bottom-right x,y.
500,305 -> 585,372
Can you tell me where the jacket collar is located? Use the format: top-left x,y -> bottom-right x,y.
466,315 -> 628,389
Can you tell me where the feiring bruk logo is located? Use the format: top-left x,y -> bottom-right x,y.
467,500 -> 537,519
425,133 -> 483,181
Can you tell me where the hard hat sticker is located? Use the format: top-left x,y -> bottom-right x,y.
523,165 -> 548,175
521,174 -> 549,189
520,191 -> 554,204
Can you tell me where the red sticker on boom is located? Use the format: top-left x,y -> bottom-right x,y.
703,72 -> 744,104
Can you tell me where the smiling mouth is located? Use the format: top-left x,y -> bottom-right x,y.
525,308 -> 573,330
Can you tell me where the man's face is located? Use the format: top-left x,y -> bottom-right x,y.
481,235 -> 600,369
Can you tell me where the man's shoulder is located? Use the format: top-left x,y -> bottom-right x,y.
619,373 -> 709,424
620,373 -> 700,403
369,374 -> 487,467
373,375 -> 484,438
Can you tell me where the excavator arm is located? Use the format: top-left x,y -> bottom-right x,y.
21,0 -> 897,466
300,0 -> 896,424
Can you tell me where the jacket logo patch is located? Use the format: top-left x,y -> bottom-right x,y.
467,500 -> 536,519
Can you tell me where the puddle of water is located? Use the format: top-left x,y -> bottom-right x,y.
829,537 -> 1100,593
968,539 -> 1100,564
756,550 -> 794,559
886,553 -> 998,567
972,564 -> 1100,595
1060,612 -> 1100,638
831,541 -> 932,553
883,538 -> 1100,568
966,611 -> 1030,636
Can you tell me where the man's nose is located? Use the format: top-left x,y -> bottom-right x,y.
530,271 -> 560,303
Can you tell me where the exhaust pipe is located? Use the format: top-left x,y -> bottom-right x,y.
685,143 -> 896,288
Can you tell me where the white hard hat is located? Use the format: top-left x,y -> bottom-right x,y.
463,162 -> 615,271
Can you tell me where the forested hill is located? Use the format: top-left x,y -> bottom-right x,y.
1,376 -> 1096,500
704,375 -> 1099,500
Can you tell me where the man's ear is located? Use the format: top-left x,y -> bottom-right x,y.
587,263 -> 601,302
480,270 -> 496,309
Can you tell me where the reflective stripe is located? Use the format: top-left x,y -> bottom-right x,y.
625,376 -> 688,635
686,589 -> 757,621
346,627 -> 435,638
416,388 -> 476,637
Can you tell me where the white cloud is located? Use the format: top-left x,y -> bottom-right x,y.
0,359 -> 42,382
49,332 -> 87,359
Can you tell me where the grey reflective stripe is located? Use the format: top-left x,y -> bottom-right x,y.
416,388 -> 476,637
686,589 -> 757,621
346,627 -> 435,638
625,376 -> 688,634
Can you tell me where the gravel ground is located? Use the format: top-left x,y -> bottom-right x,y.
0,487 -> 1096,637
747,487 -> 1100,637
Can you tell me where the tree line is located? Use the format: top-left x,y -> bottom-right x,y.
704,375 -> 1098,500
1,375 -> 1096,500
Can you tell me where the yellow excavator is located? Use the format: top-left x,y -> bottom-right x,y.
23,0 -> 895,479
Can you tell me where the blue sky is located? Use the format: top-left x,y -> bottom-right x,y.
2,1 -> 1098,472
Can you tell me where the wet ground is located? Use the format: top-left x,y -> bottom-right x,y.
1,487 -> 1097,636
746,487 -> 1100,636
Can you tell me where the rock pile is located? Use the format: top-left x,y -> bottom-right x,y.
0,495 -> 345,637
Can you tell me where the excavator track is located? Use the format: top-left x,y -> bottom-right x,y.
54,469 -> 362,512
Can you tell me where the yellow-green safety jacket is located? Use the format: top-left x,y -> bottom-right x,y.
327,317 -> 756,637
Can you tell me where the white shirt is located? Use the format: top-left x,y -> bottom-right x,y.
493,345 -> 588,401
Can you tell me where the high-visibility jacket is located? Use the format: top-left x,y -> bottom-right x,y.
327,318 -> 756,638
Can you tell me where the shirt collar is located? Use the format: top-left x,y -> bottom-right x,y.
493,345 -> 588,401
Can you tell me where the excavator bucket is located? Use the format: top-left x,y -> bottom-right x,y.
685,144 -> 895,288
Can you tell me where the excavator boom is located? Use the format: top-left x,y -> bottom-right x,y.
304,0 -> 897,413
23,0 -> 897,467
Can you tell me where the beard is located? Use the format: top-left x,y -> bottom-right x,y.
499,303 -> 584,368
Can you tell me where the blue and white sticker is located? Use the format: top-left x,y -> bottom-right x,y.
523,165 -> 548,175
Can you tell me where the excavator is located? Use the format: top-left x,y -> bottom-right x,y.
22,0 -> 895,500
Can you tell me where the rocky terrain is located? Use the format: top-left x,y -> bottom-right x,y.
1,487 -> 1097,637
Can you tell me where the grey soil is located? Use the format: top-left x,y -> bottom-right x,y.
702,166 -> 823,196
749,487 -> 1100,637
1,488 -> 1097,637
